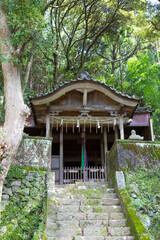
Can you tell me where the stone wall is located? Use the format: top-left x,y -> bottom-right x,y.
15,136 -> 52,170
0,165 -> 47,239
108,140 -> 160,184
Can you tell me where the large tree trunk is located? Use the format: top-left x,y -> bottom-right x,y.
0,6 -> 30,202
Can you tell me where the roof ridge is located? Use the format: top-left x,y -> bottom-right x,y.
31,76 -> 141,101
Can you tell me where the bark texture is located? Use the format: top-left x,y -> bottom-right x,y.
0,6 -> 30,202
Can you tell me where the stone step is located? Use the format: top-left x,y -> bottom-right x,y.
108,219 -> 127,227
109,212 -> 125,220
46,221 -> 81,238
53,198 -> 81,205
54,197 -> 120,206
107,227 -> 131,236
83,193 -> 117,199
55,192 -> 117,200
75,236 -> 135,240
76,187 -> 115,194
80,205 -> 122,213
47,236 -> 135,240
82,198 -> 120,206
52,212 -> 87,221
80,219 -> 108,228
83,226 -> 107,236
76,182 -> 109,189
87,212 -> 109,220
50,204 -> 122,213
48,219 -> 108,229
52,212 -> 111,221
46,182 -> 135,240
49,212 -> 127,222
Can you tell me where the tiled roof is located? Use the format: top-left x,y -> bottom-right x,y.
31,72 -> 141,102
135,107 -> 153,114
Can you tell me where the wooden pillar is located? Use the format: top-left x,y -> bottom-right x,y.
83,89 -> 87,106
100,137 -> 104,166
104,126 -> 108,169
46,116 -> 50,138
149,118 -> 155,141
119,117 -> 124,140
59,127 -> 63,185
114,126 -> 118,140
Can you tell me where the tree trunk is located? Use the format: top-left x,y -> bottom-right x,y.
111,45 -> 116,88
23,55 -> 34,91
119,44 -> 124,94
53,53 -> 58,88
0,6 -> 30,202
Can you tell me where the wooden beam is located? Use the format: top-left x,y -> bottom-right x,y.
59,127 -> 63,185
119,117 -> 124,139
50,104 -> 120,112
46,116 -> 50,138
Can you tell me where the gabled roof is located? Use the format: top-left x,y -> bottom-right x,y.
31,72 -> 141,107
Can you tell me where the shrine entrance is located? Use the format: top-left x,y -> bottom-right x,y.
51,127 -> 106,184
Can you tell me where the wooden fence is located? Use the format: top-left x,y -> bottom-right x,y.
63,166 -> 106,184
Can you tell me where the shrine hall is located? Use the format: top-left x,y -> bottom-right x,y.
25,72 -> 154,184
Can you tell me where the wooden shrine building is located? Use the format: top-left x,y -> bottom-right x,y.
25,72 -> 154,184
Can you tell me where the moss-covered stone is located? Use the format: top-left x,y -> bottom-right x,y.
118,189 -> 151,240
126,168 -> 160,240
108,140 -> 160,185
15,137 -> 52,170
0,165 -> 47,240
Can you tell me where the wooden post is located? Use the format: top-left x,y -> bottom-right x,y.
100,137 -> 104,166
119,117 -> 124,140
83,89 -> 87,106
103,126 -> 108,180
114,125 -> 118,140
149,118 -> 155,141
46,116 -> 50,138
59,127 -> 63,185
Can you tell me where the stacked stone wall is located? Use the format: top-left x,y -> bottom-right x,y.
0,165 -> 47,239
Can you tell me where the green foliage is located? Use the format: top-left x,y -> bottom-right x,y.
2,0 -> 44,49
126,168 -> 160,239
125,50 -> 160,137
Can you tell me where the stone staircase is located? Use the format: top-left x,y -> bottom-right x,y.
46,182 -> 135,240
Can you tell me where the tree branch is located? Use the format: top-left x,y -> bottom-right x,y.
97,44 -> 139,65
151,21 -> 160,32
37,44 -> 54,63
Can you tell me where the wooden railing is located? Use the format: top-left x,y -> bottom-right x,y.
63,166 -> 106,184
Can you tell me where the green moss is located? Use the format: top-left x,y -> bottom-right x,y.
7,165 -> 26,179
119,141 -> 160,161
119,189 -> 151,240
23,166 -> 47,173
23,136 -> 52,141
93,206 -> 103,212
